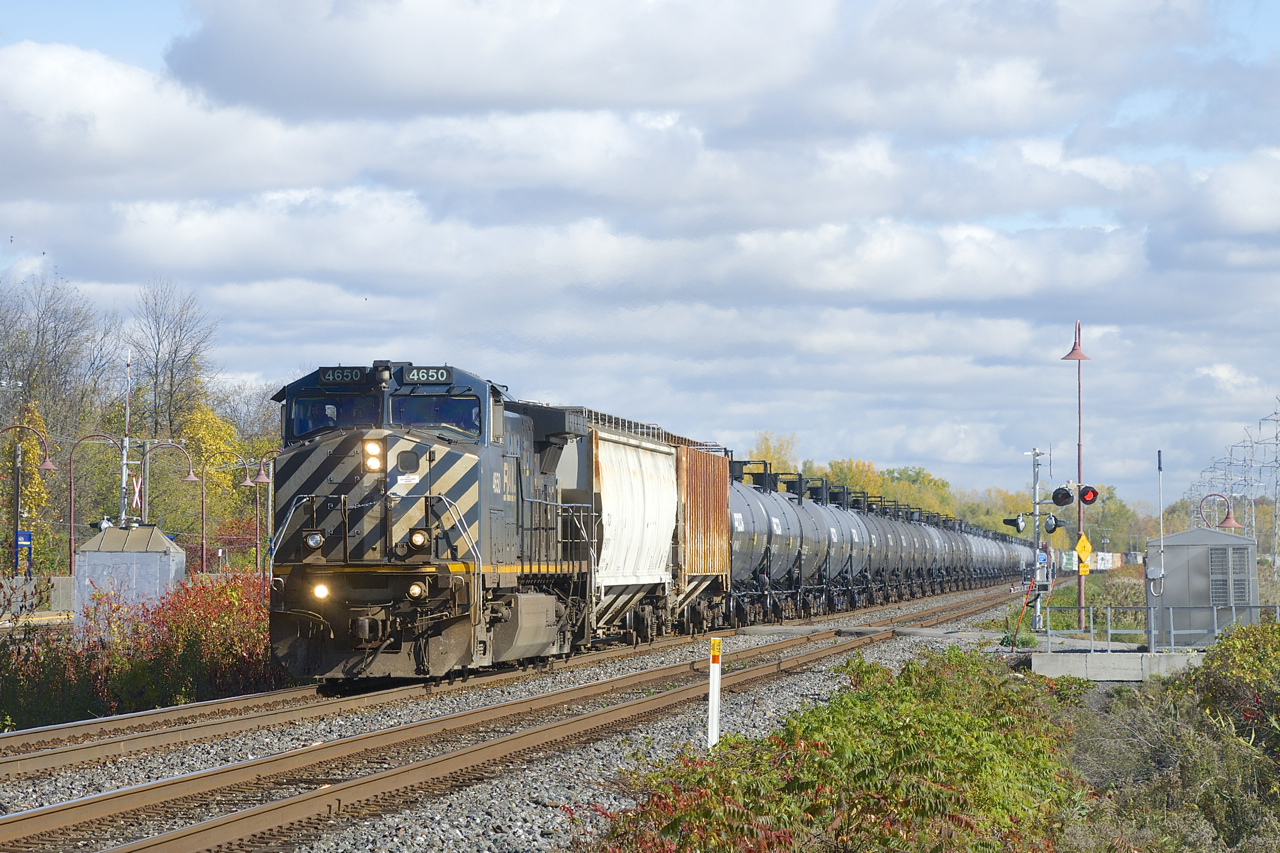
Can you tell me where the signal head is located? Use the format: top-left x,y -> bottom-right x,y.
1051,487 -> 1074,507
1003,515 -> 1026,534
1079,485 -> 1099,505
1044,515 -> 1060,534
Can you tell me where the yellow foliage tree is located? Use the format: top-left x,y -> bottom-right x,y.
749,431 -> 798,473
3,402 -> 57,573
827,458 -> 884,495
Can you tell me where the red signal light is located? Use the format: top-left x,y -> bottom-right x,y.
1079,485 -> 1099,505
1051,487 -> 1073,507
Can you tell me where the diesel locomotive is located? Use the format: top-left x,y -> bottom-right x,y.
267,361 -> 1031,680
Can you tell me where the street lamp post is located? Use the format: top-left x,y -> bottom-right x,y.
1062,321 -> 1090,628
0,425 -> 58,575
137,441 -> 200,527
67,433 -> 122,577
200,451 -> 255,572
1199,493 -> 1244,530
251,451 -> 281,576
252,451 -> 281,599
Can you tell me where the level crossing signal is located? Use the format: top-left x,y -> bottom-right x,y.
1044,515 -> 1061,533
1051,485 -> 1099,507
1002,514 -> 1026,533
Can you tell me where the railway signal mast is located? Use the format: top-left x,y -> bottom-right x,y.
1026,448 -> 1048,629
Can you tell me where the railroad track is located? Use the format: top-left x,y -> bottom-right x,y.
0,590 -> 1014,853
0,585 -> 1010,777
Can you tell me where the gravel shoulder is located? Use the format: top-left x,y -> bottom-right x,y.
297,601 -> 1011,853
0,588 -> 1007,825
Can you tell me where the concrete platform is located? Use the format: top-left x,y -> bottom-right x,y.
1032,652 -> 1203,681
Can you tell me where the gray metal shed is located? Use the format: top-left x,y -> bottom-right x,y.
1146,527 -> 1258,646
75,526 -> 186,623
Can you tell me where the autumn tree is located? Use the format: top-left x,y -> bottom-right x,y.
827,458 -> 883,494
126,278 -> 218,440
749,431 -> 798,472
0,274 -> 120,436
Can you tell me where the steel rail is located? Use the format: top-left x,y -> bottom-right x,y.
0,591 -> 1012,850
804,584 -> 1010,628
862,588 -> 1010,627
0,587 -> 1008,766
0,685 -> 322,757
0,630 -> 851,847
104,630 -> 895,853
0,632 -> 716,777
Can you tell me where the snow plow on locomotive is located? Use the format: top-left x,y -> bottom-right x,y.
267,361 -> 1030,680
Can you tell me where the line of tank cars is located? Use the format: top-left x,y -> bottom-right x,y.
267,361 -> 1033,680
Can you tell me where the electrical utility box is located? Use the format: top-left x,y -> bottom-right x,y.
75,525 -> 186,626
1145,527 -> 1258,646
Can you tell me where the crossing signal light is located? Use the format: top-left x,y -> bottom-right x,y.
1003,515 -> 1026,534
1044,515 -> 1061,534
1051,487 -> 1074,507
1079,485 -> 1099,505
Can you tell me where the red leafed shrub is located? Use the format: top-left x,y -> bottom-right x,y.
0,572 -> 292,730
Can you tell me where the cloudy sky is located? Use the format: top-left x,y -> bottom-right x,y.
3,0 -> 1280,507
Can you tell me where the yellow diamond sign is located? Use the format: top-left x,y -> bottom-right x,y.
1075,533 -> 1093,561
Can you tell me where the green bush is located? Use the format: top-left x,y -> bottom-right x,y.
599,648 -> 1086,852
999,629 -> 1040,649
1061,621 -> 1280,852
1188,620 -> 1280,760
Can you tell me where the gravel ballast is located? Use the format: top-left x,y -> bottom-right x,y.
296,603 -> 1011,853
0,588 -> 1013,830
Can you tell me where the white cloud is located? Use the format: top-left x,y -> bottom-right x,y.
3,0 -> 1280,510
1194,363 -> 1269,397
1202,148 -> 1280,234
167,0 -> 836,114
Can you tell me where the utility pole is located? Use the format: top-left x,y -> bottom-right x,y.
10,442 -> 20,575
118,351 -> 131,525
141,438 -> 153,523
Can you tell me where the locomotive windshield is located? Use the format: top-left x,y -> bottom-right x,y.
391,394 -> 481,437
292,393 -> 380,437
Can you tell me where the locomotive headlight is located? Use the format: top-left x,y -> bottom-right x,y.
408,528 -> 429,549
304,531 -> 324,550
407,581 -> 426,599
362,439 -> 385,474
313,583 -> 330,600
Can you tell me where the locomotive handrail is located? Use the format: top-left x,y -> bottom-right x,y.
263,494 -> 316,606
519,497 -> 596,575
423,493 -> 483,626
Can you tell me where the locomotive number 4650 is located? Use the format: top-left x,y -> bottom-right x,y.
404,366 -> 453,384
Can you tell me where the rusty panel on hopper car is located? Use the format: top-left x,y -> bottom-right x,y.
676,447 -> 730,586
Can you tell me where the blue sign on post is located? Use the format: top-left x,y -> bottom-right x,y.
14,530 -> 32,577
1037,552 -> 1047,563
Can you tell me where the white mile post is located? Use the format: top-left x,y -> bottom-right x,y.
708,638 -> 722,748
